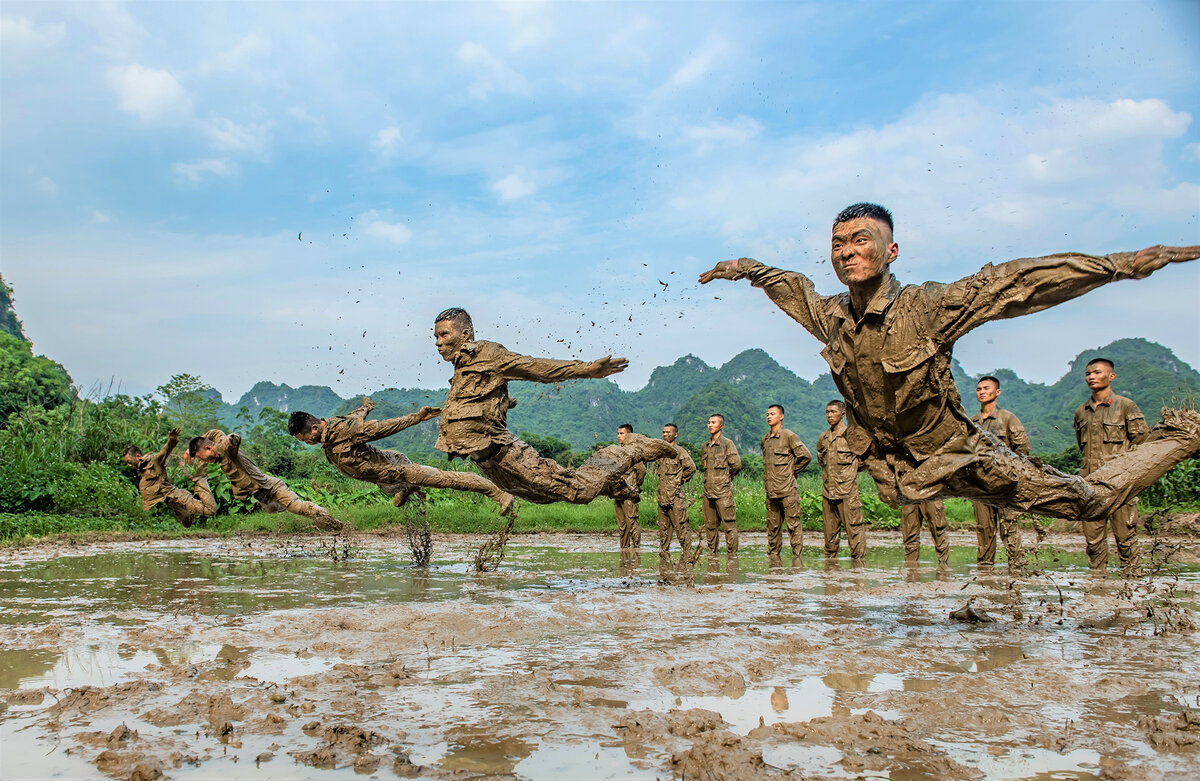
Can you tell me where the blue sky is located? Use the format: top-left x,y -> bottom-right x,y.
2,1 -> 1198,402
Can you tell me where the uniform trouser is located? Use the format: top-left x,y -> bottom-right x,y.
701,495 -> 738,554
255,481 -> 342,531
1082,501 -> 1139,572
822,493 -> 866,559
614,498 -> 641,549
764,493 -> 803,558
900,501 -> 949,565
973,502 -> 1024,568
864,414 -> 1198,522
657,501 -> 691,557
372,460 -> 511,508
475,436 -> 678,505
162,479 -> 217,527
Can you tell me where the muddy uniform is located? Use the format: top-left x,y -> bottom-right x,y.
435,340 -> 679,504
613,462 -> 646,549
137,434 -> 215,527
731,255 -> 1196,521
701,436 -> 742,554
655,446 -> 696,558
322,401 -> 512,509
203,429 -> 341,531
970,408 -> 1030,568
761,429 -> 811,558
816,422 -> 866,559
1075,394 -> 1148,572
900,500 -> 949,565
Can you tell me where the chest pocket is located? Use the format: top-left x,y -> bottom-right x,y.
835,445 -> 856,466
445,401 -> 488,422
881,335 -> 938,413
1101,421 -> 1127,444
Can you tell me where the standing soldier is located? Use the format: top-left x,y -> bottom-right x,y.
1074,358 -> 1148,576
901,500 -> 949,567
187,429 -> 344,532
122,427 -> 216,527
971,376 -> 1031,571
701,414 -> 742,555
816,400 -> 866,561
655,423 -> 696,560
760,404 -> 812,561
613,424 -> 646,550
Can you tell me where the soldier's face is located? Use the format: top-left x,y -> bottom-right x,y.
194,443 -> 219,463
766,407 -> 783,427
617,429 -> 628,445
826,406 -> 844,426
976,381 -> 1000,404
294,425 -> 322,446
662,426 -> 677,443
707,416 -> 723,435
434,320 -> 470,361
121,452 -> 139,468
830,217 -> 897,286
1085,363 -> 1115,391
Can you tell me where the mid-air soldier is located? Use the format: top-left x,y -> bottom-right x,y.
655,423 -> 696,559
432,307 -> 682,505
701,414 -> 742,555
971,376 -> 1031,570
760,404 -> 812,561
1074,358 -> 1148,576
288,396 -> 515,515
613,424 -> 646,549
122,427 -> 215,527
699,202 -> 1199,524
816,399 -> 866,560
901,500 -> 950,566
187,429 -> 343,531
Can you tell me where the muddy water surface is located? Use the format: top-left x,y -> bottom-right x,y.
1,533 -> 1198,780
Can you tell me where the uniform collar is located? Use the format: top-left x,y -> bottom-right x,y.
1085,395 -> 1115,410
830,274 -> 902,322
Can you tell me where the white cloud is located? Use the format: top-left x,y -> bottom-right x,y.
373,125 -> 403,159
88,209 -> 111,224
0,14 -> 65,52
665,36 -> 729,89
491,173 -> 537,201
360,209 -> 413,245
204,32 -> 272,73
202,116 -> 270,152
498,1 -> 554,50
456,41 -> 529,99
171,158 -> 237,185
681,116 -> 762,153
1184,143 -> 1200,163
36,176 -> 58,195
106,64 -> 193,123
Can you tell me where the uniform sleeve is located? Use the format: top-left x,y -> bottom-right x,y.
791,435 -> 812,473
1073,408 -> 1085,450
679,448 -> 697,482
816,434 -> 827,468
1124,399 -> 1149,446
344,401 -> 371,423
154,434 -> 178,467
1008,415 -> 1031,456
737,260 -> 834,344
935,251 -> 1140,342
356,412 -> 427,443
489,344 -> 596,384
727,442 -> 742,475
634,462 -> 647,487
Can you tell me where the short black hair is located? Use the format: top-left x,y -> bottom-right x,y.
434,307 -> 473,333
663,422 -> 678,431
187,436 -> 210,457
826,399 -> 846,410
288,411 -> 321,436
978,375 -> 1001,388
709,413 -> 725,423
123,445 -> 143,457
767,404 -> 784,415
1086,357 -> 1115,371
834,202 -> 894,234
618,423 -> 634,434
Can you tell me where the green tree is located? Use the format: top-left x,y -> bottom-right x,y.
0,274 -> 27,342
156,373 -> 220,435
0,332 -> 73,424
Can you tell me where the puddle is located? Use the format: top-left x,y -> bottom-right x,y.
0,534 -> 1196,780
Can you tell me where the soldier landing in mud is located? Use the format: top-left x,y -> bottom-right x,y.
187,429 -> 344,532
288,396 -> 515,516
700,202 -> 1200,528
971,376 -> 1030,572
431,307 -> 684,505
122,427 -> 215,527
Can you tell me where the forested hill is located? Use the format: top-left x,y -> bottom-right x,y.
218,338 -> 1200,458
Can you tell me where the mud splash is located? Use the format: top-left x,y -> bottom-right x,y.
1,532 -> 1197,779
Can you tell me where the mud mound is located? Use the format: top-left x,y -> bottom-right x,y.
141,692 -> 246,728
1141,710 -> 1200,749
671,729 -> 779,780
654,660 -> 746,697
290,722 -> 388,770
48,682 -> 162,720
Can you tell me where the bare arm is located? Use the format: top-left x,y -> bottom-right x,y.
700,258 -> 834,344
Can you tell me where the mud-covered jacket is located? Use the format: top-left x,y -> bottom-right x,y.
1074,394 -> 1147,475
760,428 -> 811,499
322,402 -> 426,482
816,423 -> 860,500
137,433 -> 178,510
203,429 -> 281,499
701,435 -> 741,499
971,408 -> 1031,456
656,446 -> 697,505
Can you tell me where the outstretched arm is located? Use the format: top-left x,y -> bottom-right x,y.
700,258 -> 834,344
492,343 -> 627,384
355,406 -> 442,443
155,427 -> 181,466
344,396 -> 375,423
938,245 -> 1199,342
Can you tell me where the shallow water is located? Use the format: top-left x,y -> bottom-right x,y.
1,534 -> 1197,780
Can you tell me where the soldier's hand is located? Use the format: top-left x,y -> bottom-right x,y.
587,355 -> 628,378
361,396 -> 375,412
418,406 -> 442,421
168,426 -> 181,438
1130,245 -> 1200,279
699,258 -> 749,284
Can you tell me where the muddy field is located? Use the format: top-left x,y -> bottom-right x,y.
1,531 -> 1198,780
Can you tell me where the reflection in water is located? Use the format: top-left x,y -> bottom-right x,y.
438,730 -> 534,774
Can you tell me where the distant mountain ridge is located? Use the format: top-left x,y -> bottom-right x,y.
218,338 -> 1200,457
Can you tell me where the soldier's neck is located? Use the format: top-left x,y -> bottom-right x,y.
1091,387 -> 1112,404
709,433 -> 722,444
979,400 -> 998,417
847,274 -> 887,319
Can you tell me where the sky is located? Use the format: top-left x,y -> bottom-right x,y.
2,1 -> 1198,403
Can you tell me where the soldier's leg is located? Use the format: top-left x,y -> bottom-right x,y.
1082,518 -> 1110,573
389,461 -> 515,514
1111,501 -> 1140,575
821,497 -> 842,558
671,502 -> 692,561
567,435 -> 682,503
974,502 -> 997,567
719,497 -> 738,555
926,503 -> 950,566
844,491 -> 867,560
192,476 -> 216,518
764,497 -> 783,558
268,483 -> 343,531
900,504 -> 921,563
628,500 -> 641,549
614,500 -> 631,549
999,510 -> 1025,571
657,504 -> 672,556
702,497 -> 720,554
782,493 -> 803,558
164,483 -> 215,528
